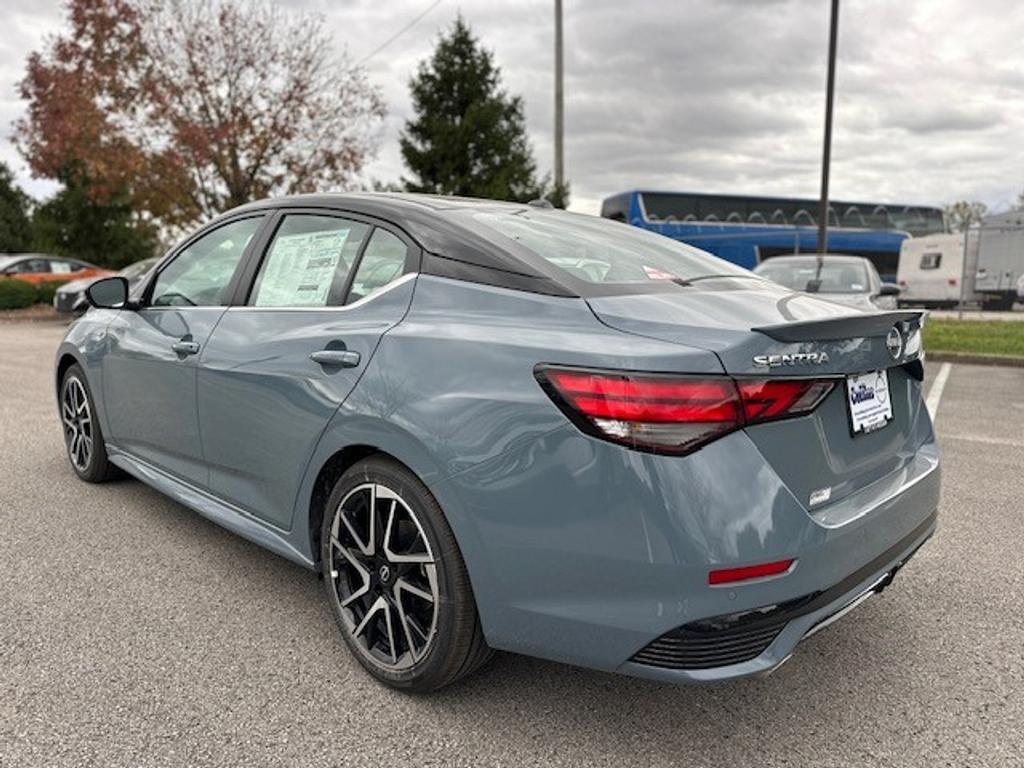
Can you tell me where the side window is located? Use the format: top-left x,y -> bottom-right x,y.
251,215 -> 369,307
346,229 -> 409,304
151,217 -> 262,307
920,252 -> 941,270
10,258 -> 49,274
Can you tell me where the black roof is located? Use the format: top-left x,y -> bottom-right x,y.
223,192 -> 580,296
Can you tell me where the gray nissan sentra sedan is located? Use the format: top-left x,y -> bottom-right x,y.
56,193 -> 939,691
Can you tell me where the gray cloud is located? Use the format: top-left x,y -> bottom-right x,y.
1,0 -> 1021,215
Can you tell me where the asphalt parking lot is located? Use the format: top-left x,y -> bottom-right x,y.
2,321 -> 1022,768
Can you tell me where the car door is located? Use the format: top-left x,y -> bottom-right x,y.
102,215 -> 267,486
197,211 -> 418,529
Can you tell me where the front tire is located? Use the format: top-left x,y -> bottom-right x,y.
320,455 -> 491,692
60,364 -> 120,483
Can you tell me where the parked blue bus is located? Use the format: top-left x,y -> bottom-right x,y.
600,191 -> 946,280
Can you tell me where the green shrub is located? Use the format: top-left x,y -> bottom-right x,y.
34,279 -> 70,305
0,278 -> 38,309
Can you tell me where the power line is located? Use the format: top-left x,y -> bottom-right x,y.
357,0 -> 444,66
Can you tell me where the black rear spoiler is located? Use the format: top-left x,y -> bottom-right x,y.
753,311 -> 925,342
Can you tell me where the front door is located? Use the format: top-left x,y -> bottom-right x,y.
198,214 -> 417,529
102,216 -> 265,486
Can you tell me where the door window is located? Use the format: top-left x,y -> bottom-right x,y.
345,229 -> 409,304
250,215 -> 369,307
8,258 -> 49,274
151,217 -> 262,307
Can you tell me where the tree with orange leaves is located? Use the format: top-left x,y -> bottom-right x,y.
16,0 -> 386,234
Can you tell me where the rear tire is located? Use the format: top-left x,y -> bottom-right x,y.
320,455 -> 491,692
59,364 -> 120,483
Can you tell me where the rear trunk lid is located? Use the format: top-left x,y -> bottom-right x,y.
586,279 -> 923,376
586,279 -> 930,514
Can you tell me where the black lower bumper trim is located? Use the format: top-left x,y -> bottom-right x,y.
630,510 -> 937,670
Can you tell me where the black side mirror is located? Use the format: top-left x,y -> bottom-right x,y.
87,277 -> 130,309
879,283 -> 901,297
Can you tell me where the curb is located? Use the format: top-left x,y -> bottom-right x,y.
927,352 -> 1024,368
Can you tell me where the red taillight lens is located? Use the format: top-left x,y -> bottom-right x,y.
735,379 -> 835,423
536,366 -> 835,455
708,558 -> 795,585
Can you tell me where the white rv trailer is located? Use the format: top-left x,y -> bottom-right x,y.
897,212 -> 1024,309
897,233 -> 965,307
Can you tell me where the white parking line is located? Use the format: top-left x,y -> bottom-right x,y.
926,362 -> 952,420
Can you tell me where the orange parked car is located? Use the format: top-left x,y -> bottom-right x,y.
0,253 -> 114,284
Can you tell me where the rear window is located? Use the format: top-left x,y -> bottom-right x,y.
756,259 -> 869,294
469,210 -> 749,284
920,252 -> 941,270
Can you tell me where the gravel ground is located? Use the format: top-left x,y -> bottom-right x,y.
1,322 -> 1022,767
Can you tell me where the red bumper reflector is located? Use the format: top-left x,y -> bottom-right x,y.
708,558 -> 795,586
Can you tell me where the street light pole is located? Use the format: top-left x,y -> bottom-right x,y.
817,0 -> 839,256
554,0 -> 565,195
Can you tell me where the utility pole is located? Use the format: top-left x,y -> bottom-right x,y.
554,0 -> 565,196
817,0 -> 839,256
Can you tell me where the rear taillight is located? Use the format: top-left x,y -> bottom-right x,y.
734,379 -> 836,423
536,366 -> 835,455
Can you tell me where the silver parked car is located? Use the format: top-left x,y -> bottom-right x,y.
53,257 -> 160,315
754,254 -> 901,311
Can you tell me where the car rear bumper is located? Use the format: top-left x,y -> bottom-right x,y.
618,508 -> 936,683
441,419 -> 940,681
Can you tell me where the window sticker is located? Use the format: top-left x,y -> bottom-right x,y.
51,262 -> 73,274
256,229 -> 349,307
643,265 -> 678,280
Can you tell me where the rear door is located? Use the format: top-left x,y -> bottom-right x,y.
197,211 -> 418,529
49,259 -> 100,282
102,215 -> 266,485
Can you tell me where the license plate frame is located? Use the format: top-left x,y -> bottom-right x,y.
845,369 -> 893,435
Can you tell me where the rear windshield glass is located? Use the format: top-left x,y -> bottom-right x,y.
755,259 -> 869,294
469,210 -> 750,284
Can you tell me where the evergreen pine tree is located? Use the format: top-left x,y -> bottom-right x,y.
401,17 -> 568,207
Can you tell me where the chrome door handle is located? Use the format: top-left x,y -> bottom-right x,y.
172,340 -> 201,356
310,349 -> 361,368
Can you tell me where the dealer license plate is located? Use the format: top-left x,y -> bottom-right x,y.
846,369 -> 893,434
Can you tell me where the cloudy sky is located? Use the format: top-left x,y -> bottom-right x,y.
2,0 -> 1022,215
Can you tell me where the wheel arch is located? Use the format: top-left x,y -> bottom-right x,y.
307,443 -> 381,568
301,404 -> 466,562
55,351 -> 82,396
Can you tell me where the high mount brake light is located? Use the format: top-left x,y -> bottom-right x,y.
536,366 -> 835,455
